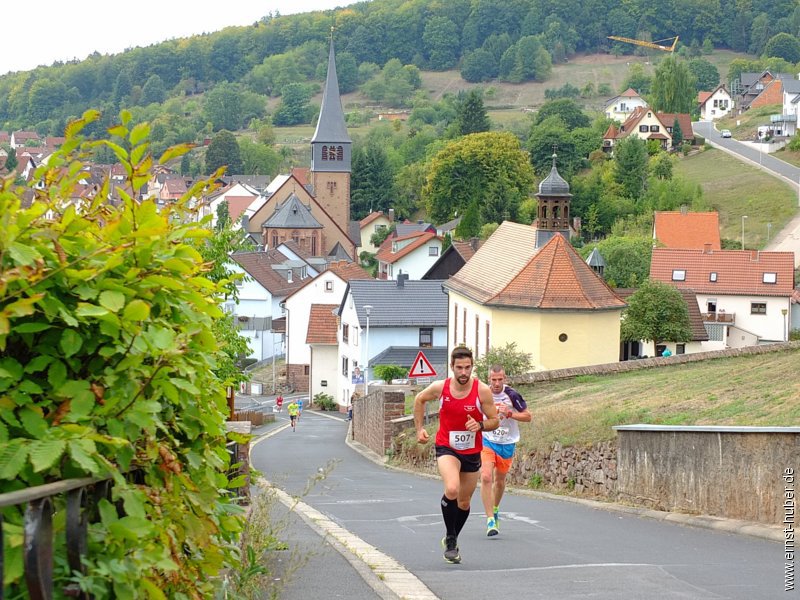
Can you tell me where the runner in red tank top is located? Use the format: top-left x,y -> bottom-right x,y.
413,346 -> 499,564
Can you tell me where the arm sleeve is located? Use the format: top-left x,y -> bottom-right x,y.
505,386 -> 527,412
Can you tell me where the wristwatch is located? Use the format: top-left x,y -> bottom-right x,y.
479,421 -> 485,431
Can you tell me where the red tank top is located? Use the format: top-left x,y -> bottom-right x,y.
435,378 -> 484,454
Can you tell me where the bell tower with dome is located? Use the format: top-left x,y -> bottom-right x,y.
533,153 -> 572,247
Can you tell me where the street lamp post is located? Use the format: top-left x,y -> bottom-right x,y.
741,215 -> 748,249
363,305 -> 373,397
767,222 -> 772,243
782,308 -> 789,341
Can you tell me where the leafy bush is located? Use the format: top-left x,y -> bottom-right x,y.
313,392 -> 337,411
372,364 -> 408,383
474,342 -> 533,381
0,110 -> 243,597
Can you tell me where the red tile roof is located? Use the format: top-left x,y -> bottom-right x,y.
650,248 -> 795,296
225,195 -> 257,222
376,231 -> 439,264
447,222 -> 626,311
327,260 -> 372,280
654,211 -> 721,250
306,304 -> 339,344
621,88 -> 640,97
451,240 -> 480,262
230,249 -> 308,295
359,211 -> 385,227
697,91 -> 712,104
291,167 -> 309,186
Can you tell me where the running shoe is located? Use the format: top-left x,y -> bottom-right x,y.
486,517 -> 499,537
493,505 -> 499,523
441,535 -> 461,564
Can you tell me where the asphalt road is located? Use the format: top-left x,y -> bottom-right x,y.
251,410 -> 790,600
693,120 -> 800,266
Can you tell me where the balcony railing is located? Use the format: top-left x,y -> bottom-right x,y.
0,476 -> 113,599
703,311 -> 735,323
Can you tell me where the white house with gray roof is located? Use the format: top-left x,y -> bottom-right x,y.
335,275 -> 448,408
778,77 -> 800,137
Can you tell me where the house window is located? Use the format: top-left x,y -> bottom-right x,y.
325,280 -> 334,292
462,308 -> 467,344
763,272 -> 777,284
287,269 -> 293,283
311,235 -> 317,255
300,266 -> 307,280
292,231 -> 300,244
304,365 -> 309,375
672,269 -> 686,281
419,327 -> 433,348
453,303 -> 458,345
751,302 -> 767,314
650,125 -> 659,132
709,272 -> 718,282
342,323 -> 349,343
639,125 -> 649,133
676,344 -> 686,355
429,246 -> 439,256
559,333 -> 568,342
485,321 -> 490,353
342,356 -> 348,376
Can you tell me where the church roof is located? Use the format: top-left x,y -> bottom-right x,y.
263,194 -> 323,229
311,38 -> 351,144
538,154 -> 571,196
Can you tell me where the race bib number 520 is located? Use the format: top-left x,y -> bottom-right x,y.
449,430 -> 476,451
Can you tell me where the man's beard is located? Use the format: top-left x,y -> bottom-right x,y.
456,375 -> 470,384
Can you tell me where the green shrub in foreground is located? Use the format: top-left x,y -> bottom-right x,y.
0,110 -> 244,598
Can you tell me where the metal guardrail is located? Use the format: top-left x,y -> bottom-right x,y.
0,476 -> 113,599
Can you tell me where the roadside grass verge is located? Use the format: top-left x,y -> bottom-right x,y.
673,148 -> 796,247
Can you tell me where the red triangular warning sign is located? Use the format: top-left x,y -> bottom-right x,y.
409,351 -> 437,378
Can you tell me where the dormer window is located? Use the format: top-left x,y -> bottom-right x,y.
763,272 -> 777,284
672,269 -> 686,281
709,272 -> 718,282
287,269 -> 293,283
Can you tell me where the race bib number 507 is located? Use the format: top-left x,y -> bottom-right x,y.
449,430 -> 476,451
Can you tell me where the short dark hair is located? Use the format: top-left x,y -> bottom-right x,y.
489,364 -> 504,374
450,345 -> 473,365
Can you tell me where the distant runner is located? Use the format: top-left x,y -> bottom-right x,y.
287,400 -> 299,431
276,394 -> 284,412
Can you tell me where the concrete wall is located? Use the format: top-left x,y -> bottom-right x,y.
615,425 -> 800,524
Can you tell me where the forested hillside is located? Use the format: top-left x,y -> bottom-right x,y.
1,0 -> 798,135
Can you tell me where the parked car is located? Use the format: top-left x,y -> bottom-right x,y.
720,129 -> 732,138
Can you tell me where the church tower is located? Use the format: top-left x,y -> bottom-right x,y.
310,33 -> 351,236
534,153 -> 572,248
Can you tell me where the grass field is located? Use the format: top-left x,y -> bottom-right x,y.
673,148 -> 797,247
513,346 -> 800,452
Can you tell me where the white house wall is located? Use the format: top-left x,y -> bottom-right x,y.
701,89 -> 733,121
310,345 -> 339,406
388,242 -> 443,280
284,271 -> 346,365
695,293 -> 791,342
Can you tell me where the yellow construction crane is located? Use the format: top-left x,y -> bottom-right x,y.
607,35 -> 679,53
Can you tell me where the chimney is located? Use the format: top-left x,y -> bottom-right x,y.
469,237 -> 480,251
417,219 -> 423,225
397,271 -> 409,287
680,205 -> 688,215
388,208 -> 395,222
703,243 -> 712,254
241,214 -> 250,230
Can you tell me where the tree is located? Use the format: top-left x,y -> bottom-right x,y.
205,130 -> 243,175
474,342 -> 533,381
621,63 -> 652,96
239,138 -> 280,176
461,49 -> 497,82
455,198 -> 482,239
671,117 -> 683,147
272,82 -> 313,126
350,142 -> 396,219
527,115 -> 580,178
613,136 -> 649,199
112,69 -> 133,107
373,364 -> 408,383
423,16 -> 460,70
203,82 -> 244,131
650,152 -> 674,181
455,90 -> 490,136
423,131 -> 535,224
141,74 -> 167,104
764,33 -> 800,63
650,56 -> 697,113
584,235 -> 653,287
4,147 -> 17,172
620,280 -> 693,351
534,98 -> 590,131
687,58 -> 719,92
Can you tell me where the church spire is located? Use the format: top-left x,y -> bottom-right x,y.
311,31 -> 351,147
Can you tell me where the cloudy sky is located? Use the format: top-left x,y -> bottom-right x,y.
2,0 -> 350,75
